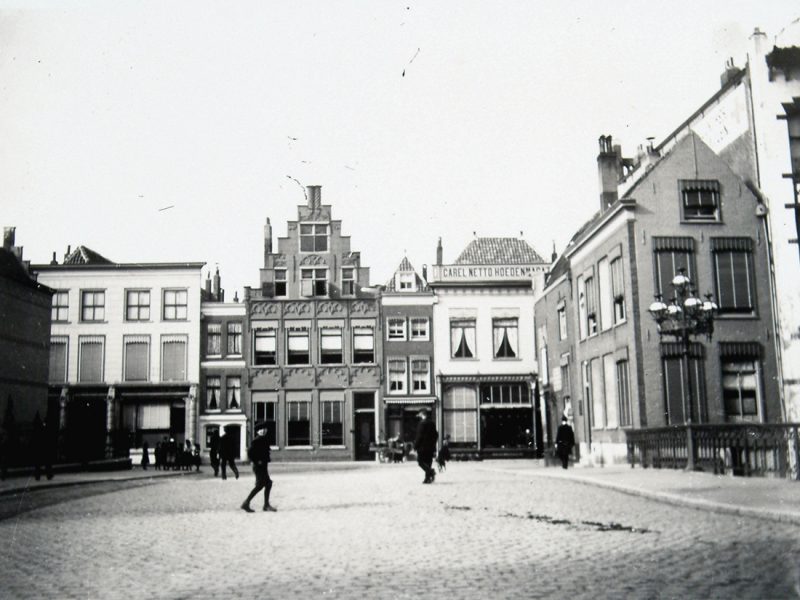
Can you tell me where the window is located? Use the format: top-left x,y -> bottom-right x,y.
603,354 -> 618,428
49,336 -> 68,382
388,359 -> 407,393
125,290 -> 150,321
78,335 -> 104,382
299,223 -> 328,252
443,385 -> 478,443
287,329 -> 310,365
206,376 -> 221,410
301,268 -> 327,297
577,276 -> 587,340
410,318 -> 429,341
557,307 -> 567,340
493,318 -> 518,358
320,327 -> 343,364
387,317 -> 406,341
52,291 -> 68,322
207,323 -> 221,356
254,329 -> 277,365
161,335 -> 187,381
617,360 -> 632,427
480,383 -> 529,405
321,392 -> 344,446
598,258 -> 612,331
274,269 -> 287,297
653,238 -> 695,299
585,277 -> 597,336
227,322 -> 242,355
287,395 -> 311,446
252,392 -> 277,446
582,360 -> 593,426
560,356 -> 572,407
712,238 -> 755,315
721,343 -> 762,420
341,268 -> 355,296
353,327 -> 374,363
399,273 -> 414,290
661,343 -> 707,425
163,289 -> 188,320
81,290 -> 105,322
226,377 -> 241,410
610,258 -> 626,324
123,335 -> 149,381
411,358 -> 430,393
681,179 -> 720,221
450,319 -> 476,358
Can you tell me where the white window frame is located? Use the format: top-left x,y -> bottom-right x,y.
299,222 -> 329,253
80,290 -> 105,322
388,358 -> 407,394
300,268 -> 328,297
319,327 -> 344,364
78,335 -> 105,382
387,317 -> 407,341
49,336 -> 69,382
409,317 -> 430,341
161,334 -> 188,382
253,328 -> 277,365
162,288 -> 188,321
411,356 -> 430,394
123,335 -> 150,382
287,328 -> 311,365
125,289 -> 151,322
52,290 -> 69,322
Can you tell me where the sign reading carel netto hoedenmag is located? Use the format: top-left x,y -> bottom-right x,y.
430,264 -> 547,283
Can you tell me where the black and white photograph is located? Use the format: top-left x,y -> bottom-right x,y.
2,2 -> 800,598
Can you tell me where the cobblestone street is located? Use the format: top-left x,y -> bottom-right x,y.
1,462 -> 799,599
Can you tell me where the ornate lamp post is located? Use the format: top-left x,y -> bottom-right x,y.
648,269 -> 718,426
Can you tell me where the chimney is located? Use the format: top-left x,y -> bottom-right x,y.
264,217 -> 272,264
212,267 -> 221,300
436,237 -> 443,266
205,273 -> 212,295
3,227 -> 15,249
422,264 -> 428,282
50,251 -> 58,265
719,57 -> 741,88
306,185 -> 321,209
233,290 -> 239,303
551,241 -> 557,263
64,245 -> 71,262
597,135 -> 620,211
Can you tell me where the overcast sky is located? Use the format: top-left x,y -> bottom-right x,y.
2,2 -> 798,297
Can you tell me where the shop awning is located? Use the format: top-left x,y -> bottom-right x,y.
438,374 -> 534,384
383,397 -> 437,405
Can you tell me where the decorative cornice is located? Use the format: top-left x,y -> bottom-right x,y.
284,302 -> 312,316
300,254 -> 327,267
250,302 -> 281,317
317,301 -> 345,316
351,299 -> 377,315
316,366 -> 349,386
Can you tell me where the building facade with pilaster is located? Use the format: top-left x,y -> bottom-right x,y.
244,186 -> 382,461
34,247 -> 203,462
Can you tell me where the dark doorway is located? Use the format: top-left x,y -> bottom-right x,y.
170,401 -> 186,445
353,392 -> 375,461
480,408 -> 534,450
224,424 -> 241,459
66,395 -> 107,463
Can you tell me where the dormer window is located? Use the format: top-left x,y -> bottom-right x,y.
398,273 -> 415,291
681,180 -> 720,222
300,223 -> 328,252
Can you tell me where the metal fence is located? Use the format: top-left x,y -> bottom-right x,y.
626,423 -> 800,479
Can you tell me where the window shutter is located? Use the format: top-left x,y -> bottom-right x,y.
125,337 -> 149,381
162,337 -> 187,381
49,338 -> 67,382
79,337 -> 104,382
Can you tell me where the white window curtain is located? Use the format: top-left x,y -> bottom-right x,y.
450,320 -> 475,358
493,319 -> 518,358
320,328 -> 342,349
288,331 -> 309,351
255,330 -> 276,352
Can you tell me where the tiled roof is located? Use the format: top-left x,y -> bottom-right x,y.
63,246 -> 113,265
0,248 -> 50,291
454,238 -> 545,265
384,256 -> 426,291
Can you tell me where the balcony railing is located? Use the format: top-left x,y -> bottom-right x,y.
626,423 -> 800,479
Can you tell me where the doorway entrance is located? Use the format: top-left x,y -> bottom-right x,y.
353,392 -> 375,461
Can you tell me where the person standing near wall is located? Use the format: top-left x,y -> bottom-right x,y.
555,416 -> 575,470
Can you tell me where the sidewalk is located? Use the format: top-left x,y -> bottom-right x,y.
3,460 -> 799,526
482,461 -> 800,526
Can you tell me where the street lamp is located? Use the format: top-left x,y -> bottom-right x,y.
648,268 -> 717,425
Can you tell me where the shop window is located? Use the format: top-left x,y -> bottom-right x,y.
287,398 -> 311,446
124,335 -> 150,382
411,358 -> 430,393
443,386 -> 477,443
410,318 -> 429,341
320,328 -> 343,364
480,383 -> 529,405
301,268 -> 327,297
711,238 -> 755,315
254,329 -> 277,365
321,393 -> 344,446
450,319 -> 475,358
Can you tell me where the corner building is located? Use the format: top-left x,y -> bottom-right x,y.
244,186 -> 381,461
429,237 -> 549,457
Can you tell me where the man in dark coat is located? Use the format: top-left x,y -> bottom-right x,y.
414,408 -> 438,484
209,430 -> 220,477
555,416 -> 575,469
241,422 -> 276,513
219,430 -> 239,480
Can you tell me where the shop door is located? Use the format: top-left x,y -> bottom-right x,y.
354,412 -> 374,461
66,396 -> 107,463
170,401 -> 186,445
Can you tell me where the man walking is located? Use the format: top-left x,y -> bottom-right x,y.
219,429 -> 239,480
555,416 -> 575,469
241,422 -> 277,513
414,408 -> 438,484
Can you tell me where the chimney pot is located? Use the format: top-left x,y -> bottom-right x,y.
3,227 -> 15,249
306,185 -> 321,209
51,251 -> 58,265
597,134 -> 620,211
436,237 -> 443,266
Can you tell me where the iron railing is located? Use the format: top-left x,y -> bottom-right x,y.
626,423 -> 800,479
